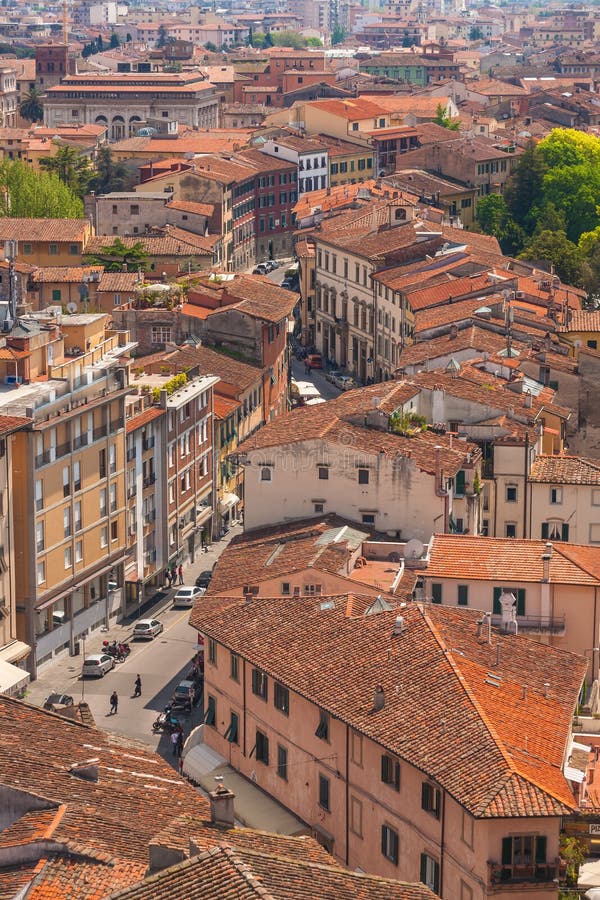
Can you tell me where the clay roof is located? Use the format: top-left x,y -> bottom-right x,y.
529,455 -> 600,485
428,534 -> 600,585
125,406 -> 165,434
154,345 -> 262,392
214,394 -> 241,418
86,229 -> 215,258
559,309 -> 600,333
398,326 -> 522,367
97,272 -> 141,293
185,275 -> 297,323
403,271 -> 513,311
30,266 -> 104,285
413,297 -> 505,333
192,598 -> 584,819
166,199 -> 216,217
0,414 -> 31,435
106,843 -> 437,900
207,515 -> 370,594
0,219 -> 89,242
305,97 -> 389,120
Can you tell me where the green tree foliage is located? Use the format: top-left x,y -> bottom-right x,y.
269,30 -> 308,49
503,140 -> 547,232
96,34 -> 104,52
204,41 -> 218,51
475,193 -> 507,236
331,25 -> 347,45
306,36 -> 323,47
469,25 -> 484,39
85,237 -> 149,272
0,159 -> 83,218
91,145 -> 129,194
109,32 -> 120,48
518,229 -> 585,287
39,144 -> 94,199
433,102 -> 460,130
157,24 -> 168,48
19,87 -> 43,123
125,32 -> 132,42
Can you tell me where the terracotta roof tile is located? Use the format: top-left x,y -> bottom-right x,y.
529,455 -> 600,485
214,395 -> 241,418
427,534 -> 600,585
97,272 -> 142,293
559,309 -> 600,332
152,345 -> 262,392
30,266 -> 104,284
0,219 -> 89,243
26,857 -> 148,900
125,406 -> 165,434
191,598 -> 584,818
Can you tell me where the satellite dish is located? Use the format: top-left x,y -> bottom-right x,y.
66,302 -> 77,314
403,538 -> 424,560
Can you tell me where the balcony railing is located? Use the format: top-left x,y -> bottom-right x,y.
73,434 -> 89,451
126,447 -> 136,462
490,614 -> 566,635
143,510 -> 156,525
143,473 -> 156,488
489,861 -> 559,887
142,437 -> 155,451
93,425 -> 108,442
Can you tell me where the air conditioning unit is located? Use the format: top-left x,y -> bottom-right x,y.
515,291 -> 525,299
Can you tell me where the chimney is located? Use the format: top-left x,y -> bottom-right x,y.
392,614 -> 404,635
543,682 -> 550,699
542,541 -> 552,582
373,685 -> 385,711
524,391 -> 532,408
209,781 -> 235,827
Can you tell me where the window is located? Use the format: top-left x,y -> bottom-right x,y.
318,466 -> 329,480
421,782 -> 441,818
260,466 -> 272,482
277,743 -> 287,779
455,469 -> 466,496
224,711 -> 239,744
252,667 -> 268,700
151,326 -> 171,345
64,546 -> 71,569
37,561 -> 45,585
505,484 -> 518,502
318,774 -> 330,811
63,507 -> 71,538
350,796 -> 363,837
314,503 -> 324,514
420,854 -> 440,893
358,467 -> 369,485
75,540 -> 82,563
315,709 -> 329,740
230,651 -> 239,681
130,204 -> 139,215
352,122 -> 359,131
493,587 -> 525,616
208,638 -> 217,664
73,461 -> 81,492
110,521 -> 118,542
461,810 -> 474,848
501,834 -> 547,871
23,243 -> 32,255
35,479 -> 43,511
63,465 -> 70,498
381,825 -> 399,864
351,730 -> 363,766
69,243 -> 78,255
541,521 -> 569,541
100,526 -> 108,548
362,514 -> 375,526
381,754 -> 400,790
505,523 -> 517,538
49,244 -> 58,256
52,288 -> 62,302
431,583 -> 442,604
36,521 -> 44,552
550,487 -> 562,505
274,682 -> 289,715
457,585 -> 468,606
254,729 -> 269,764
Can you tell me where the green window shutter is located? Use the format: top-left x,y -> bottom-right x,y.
502,837 -> 512,866
391,830 -> 398,864
493,587 -> 502,614
420,853 -> 428,884
381,826 -> 387,857
52,288 -> 62,302
517,589 -> 525,616
562,523 -> 570,541
541,522 -> 549,540
421,782 -> 428,810
455,470 -> 465,495
458,585 -> 468,606
381,755 -> 388,782
535,835 -> 547,863
432,860 -> 439,894
431,583 -> 442,604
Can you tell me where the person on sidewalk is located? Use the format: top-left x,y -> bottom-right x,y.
109,691 -> 118,715
176,729 -> 184,757
133,675 -> 142,697
178,564 -> 184,585
171,729 -> 179,756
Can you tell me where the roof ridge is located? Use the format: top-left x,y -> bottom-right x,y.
44,803 -> 68,839
552,543 -> 600,583
218,844 -> 277,898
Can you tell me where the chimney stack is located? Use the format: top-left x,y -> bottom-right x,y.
373,684 -> 385,711
542,541 -> 552,582
209,781 -> 235,827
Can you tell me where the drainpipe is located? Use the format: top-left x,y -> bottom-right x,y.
242,658 -> 247,758
523,433 -> 529,538
434,446 -> 449,533
439,788 -> 446,898
345,724 -> 350,866
594,587 -> 599,683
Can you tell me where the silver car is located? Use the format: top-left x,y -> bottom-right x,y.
82,654 -> 115,678
133,618 -> 164,640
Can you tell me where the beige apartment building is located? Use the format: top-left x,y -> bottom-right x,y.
0,313 -> 135,676
192,596 -> 585,899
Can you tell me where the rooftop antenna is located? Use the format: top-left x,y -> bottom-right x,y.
505,301 -> 514,360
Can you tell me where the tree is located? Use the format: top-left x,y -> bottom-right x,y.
96,34 -> 104,52
503,140 -> 547,233
560,835 -> 586,888
469,25 -> 484,40
85,237 -> 150,272
125,32 -> 132,42
306,36 -> 323,47
519,229 -> 585,287
475,193 -> 507,236
109,32 -> 120,48
19,87 -> 43,123
157,24 -> 168,48
331,24 -> 346,45
204,41 -> 217,51
270,30 -> 306,49
39,144 -> 94,199
263,31 -> 273,47
0,159 -> 83,217
433,102 -> 460,130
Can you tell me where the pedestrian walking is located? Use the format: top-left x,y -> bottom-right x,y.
133,674 -> 142,697
170,565 -> 177,585
178,564 -> 184,585
109,691 -> 118,715
171,729 -> 179,756
165,569 -> 171,588
176,729 -> 184,757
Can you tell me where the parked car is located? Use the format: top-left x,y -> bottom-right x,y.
253,263 -> 269,275
173,585 -> 205,608
82,654 -> 115,678
281,279 -> 295,290
133,618 -> 164,640
326,369 -> 343,384
267,259 -> 280,270
171,679 -> 197,712
335,375 -> 357,391
306,354 -> 323,370
43,692 -> 74,710
195,570 -> 213,589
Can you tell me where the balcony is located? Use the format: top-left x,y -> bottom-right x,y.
489,861 -> 559,889
490,613 -> 565,635
143,437 -> 155,452
73,434 -> 89,451
127,487 -> 137,500
93,425 -> 108,442
126,447 -> 136,462
143,510 -> 156,525
35,449 -> 53,467
143,473 -> 156,488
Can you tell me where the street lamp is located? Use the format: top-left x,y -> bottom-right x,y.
106,569 -> 116,630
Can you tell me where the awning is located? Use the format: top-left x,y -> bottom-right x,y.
219,492 -> 240,513
0,640 -> 30,664
0,658 -> 29,696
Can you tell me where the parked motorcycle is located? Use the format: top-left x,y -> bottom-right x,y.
102,640 -> 130,662
152,705 -> 181,735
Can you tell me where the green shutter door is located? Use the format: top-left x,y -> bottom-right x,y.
455,470 -> 465,495
431,583 -> 442,604
502,837 -> 512,865
562,523 -> 570,541
493,587 -> 502,614
541,522 -> 549,539
458,585 -> 468,606
535,835 -> 547,863
517,589 -> 525,616
420,853 -> 428,883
